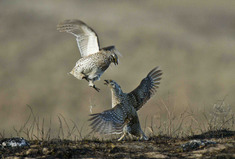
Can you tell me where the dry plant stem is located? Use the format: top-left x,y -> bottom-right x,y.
4,98 -> 234,141
13,108 -> 32,137
45,117 -> 52,141
160,98 -> 172,136
57,115 -> 64,140
0,130 -> 5,139
59,114 -> 72,139
70,120 -> 83,140
144,115 -> 148,133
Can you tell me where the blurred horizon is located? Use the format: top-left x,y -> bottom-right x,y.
0,0 -> 235,136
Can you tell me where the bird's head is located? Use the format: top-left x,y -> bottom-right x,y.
104,79 -> 122,93
110,52 -> 119,65
102,46 -> 120,65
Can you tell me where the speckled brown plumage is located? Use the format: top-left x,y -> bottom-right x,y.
89,103 -> 136,135
89,67 -> 162,140
57,20 -> 119,91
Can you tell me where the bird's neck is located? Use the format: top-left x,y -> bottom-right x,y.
111,88 -> 123,108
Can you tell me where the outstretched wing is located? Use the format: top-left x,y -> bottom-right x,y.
57,19 -> 100,57
89,104 -> 130,134
128,67 -> 162,111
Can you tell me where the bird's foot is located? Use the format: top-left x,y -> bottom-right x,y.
89,83 -> 100,92
92,85 -> 100,92
138,134 -> 149,141
89,81 -> 100,92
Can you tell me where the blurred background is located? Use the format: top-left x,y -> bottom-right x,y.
0,0 -> 235,137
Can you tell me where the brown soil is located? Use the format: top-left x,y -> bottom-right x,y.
1,130 -> 235,158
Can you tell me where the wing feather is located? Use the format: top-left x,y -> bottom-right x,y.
57,19 -> 100,57
128,67 -> 163,111
89,104 -> 129,134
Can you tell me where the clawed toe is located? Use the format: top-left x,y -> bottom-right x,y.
93,85 -> 100,92
89,84 -> 100,92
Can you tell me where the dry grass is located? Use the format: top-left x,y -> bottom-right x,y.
145,98 -> 234,138
0,98 -> 233,140
0,0 -> 235,136
7,105 -> 88,141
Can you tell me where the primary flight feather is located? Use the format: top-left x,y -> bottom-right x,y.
57,19 -> 119,91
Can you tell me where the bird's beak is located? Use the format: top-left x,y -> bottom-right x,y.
114,57 -> 118,65
104,80 -> 109,85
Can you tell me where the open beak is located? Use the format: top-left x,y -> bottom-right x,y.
104,80 -> 109,85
